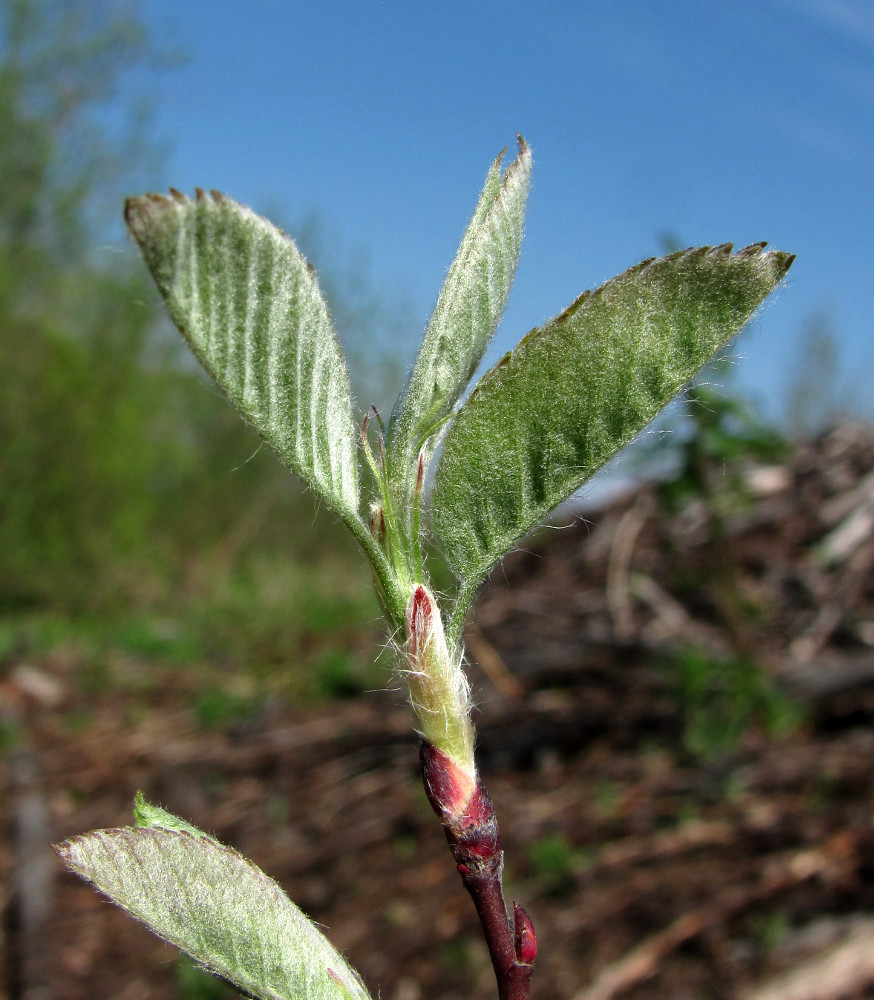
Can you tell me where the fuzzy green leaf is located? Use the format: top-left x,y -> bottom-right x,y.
133,790 -> 219,841
432,243 -> 794,589
57,810 -> 370,1000
125,190 -> 359,523
387,137 -> 532,494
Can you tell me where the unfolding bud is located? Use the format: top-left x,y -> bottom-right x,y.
421,742 -> 500,868
404,586 -> 474,775
420,743 -> 478,827
513,903 -> 537,966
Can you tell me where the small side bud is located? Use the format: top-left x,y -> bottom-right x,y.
403,586 -> 474,775
514,903 -> 537,966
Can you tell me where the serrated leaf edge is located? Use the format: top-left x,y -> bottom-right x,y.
464,243 -> 793,407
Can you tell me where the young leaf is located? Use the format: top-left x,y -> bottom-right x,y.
387,138 -> 532,497
57,815 -> 371,1000
432,244 -> 794,591
125,190 -> 359,524
133,789 -> 220,842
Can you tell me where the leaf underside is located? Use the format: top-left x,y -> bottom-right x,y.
387,137 -> 532,504
432,243 -> 795,588
125,190 -> 359,523
57,823 -> 370,1000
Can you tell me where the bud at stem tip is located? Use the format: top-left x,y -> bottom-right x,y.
403,585 -> 474,771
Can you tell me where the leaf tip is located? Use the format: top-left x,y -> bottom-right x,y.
733,242 -> 795,279
52,838 -> 73,865
133,789 -> 148,826
53,831 -> 100,877
515,134 -> 532,169
510,134 -> 532,176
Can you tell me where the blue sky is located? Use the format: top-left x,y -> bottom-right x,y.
137,0 -> 873,425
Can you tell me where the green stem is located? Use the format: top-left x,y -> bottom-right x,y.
361,422 -> 411,591
346,512 -> 406,631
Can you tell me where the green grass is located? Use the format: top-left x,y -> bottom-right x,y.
526,832 -> 580,897
661,646 -> 806,762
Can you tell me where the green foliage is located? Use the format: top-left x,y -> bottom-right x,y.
193,689 -> 260,731
387,138 -> 531,548
593,778 -> 622,820
0,0 -> 159,262
310,649 -> 373,701
133,790 -> 219,840
526,832 -> 579,897
750,910 -> 792,954
111,618 -> 204,665
0,716 -> 21,756
59,129 -> 794,997
125,190 -> 361,524
58,797 -> 372,1000
642,378 -> 790,650
432,245 -> 793,603
652,382 -> 788,514
1,1 -> 378,622
0,0 -> 171,609
662,647 -> 804,762
127,160 -> 793,652
186,554 -> 381,702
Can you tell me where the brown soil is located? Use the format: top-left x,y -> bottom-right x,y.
3,423 -> 874,1000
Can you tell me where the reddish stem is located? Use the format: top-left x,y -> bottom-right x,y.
421,743 -> 536,1000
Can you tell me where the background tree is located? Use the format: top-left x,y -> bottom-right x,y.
0,0 -> 404,629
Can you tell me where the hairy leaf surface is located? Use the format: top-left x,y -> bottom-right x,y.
125,190 -> 359,522
432,244 -> 794,588
133,790 -> 219,841
387,138 -> 531,496
57,812 -> 370,1000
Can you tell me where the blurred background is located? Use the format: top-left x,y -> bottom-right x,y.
1,2 -> 873,999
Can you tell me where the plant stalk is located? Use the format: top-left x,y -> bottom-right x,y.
420,743 -> 536,1000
